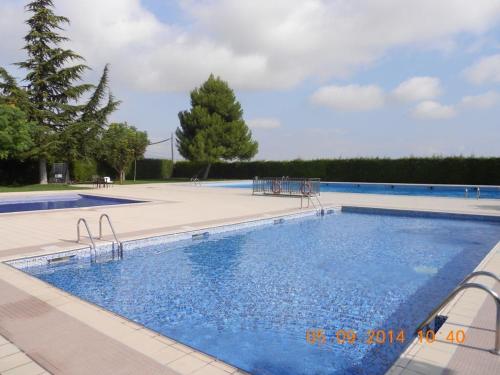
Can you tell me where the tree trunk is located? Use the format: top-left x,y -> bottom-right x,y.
134,159 -> 137,181
39,158 -> 48,185
202,163 -> 211,180
120,170 -> 125,184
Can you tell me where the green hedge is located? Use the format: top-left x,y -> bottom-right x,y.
72,158 -> 173,182
0,159 -> 39,185
72,160 -> 98,182
126,159 -> 173,180
173,158 -> 500,185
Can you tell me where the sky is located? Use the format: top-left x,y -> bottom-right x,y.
1,0 -> 500,160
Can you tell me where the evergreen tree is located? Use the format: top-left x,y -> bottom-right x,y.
176,74 -> 258,179
6,0 -> 119,183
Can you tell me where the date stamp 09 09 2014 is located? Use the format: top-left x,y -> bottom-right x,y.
306,328 -> 466,346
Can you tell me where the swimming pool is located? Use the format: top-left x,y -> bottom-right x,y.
20,212 -> 500,374
212,181 -> 500,199
0,194 -> 143,213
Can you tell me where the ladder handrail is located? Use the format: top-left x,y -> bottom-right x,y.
77,218 -> 96,252
415,282 -> 500,355
300,193 -> 324,215
99,214 -> 123,257
99,214 -> 121,243
459,271 -> 500,285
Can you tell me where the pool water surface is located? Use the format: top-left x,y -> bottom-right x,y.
213,181 -> 500,199
0,194 -> 143,213
22,212 -> 500,374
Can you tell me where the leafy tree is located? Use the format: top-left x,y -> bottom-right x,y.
176,74 -> 258,179
0,104 -> 34,160
101,123 -> 149,184
0,0 -> 119,183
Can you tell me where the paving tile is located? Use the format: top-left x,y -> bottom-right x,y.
3,361 -> 46,375
190,351 -> 215,363
211,360 -> 238,373
152,346 -> 186,365
0,352 -> 32,372
405,358 -> 445,375
413,346 -> 453,366
0,344 -> 20,359
170,343 -> 194,354
191,364 -> 232,375
385,366 -> 405,375
167,355 -> 207,374
154,335 -> 176,345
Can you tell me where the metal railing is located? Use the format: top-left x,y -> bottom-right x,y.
99,214 -> 123,259
459,271 -> 500,285
77,218 -> 96,259
416,271 -> 500,355
190,177 -> 201,186
253,177 -> 321,196
301,193 -> 325,215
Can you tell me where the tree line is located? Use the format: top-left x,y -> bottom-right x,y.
0,0 -> 148,184
0,0 -> 259,185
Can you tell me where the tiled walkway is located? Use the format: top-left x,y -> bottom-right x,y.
0,334 -> 48,375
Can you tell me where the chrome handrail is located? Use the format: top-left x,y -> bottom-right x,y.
99,214 -> 123,258
77,218 -> 96,258
301,193 -> 324,215
459,271 -> 500,286
416,282 -> 500,355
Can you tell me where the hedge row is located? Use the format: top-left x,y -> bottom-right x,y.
2,157 -> 499,185
173,158 -> 500,185
0,159 -> 39,185
72,159 -> 174,182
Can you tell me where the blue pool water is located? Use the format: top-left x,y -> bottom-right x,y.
213,181 -> 500,199
23,213 -> 500,375
0,194 -> 142,213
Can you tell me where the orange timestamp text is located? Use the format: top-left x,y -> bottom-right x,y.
306,328 -> 466,346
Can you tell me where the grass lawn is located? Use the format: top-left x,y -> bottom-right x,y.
0,184 -> 88,193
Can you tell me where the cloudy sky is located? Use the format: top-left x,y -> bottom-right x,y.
1,0 -> 500,160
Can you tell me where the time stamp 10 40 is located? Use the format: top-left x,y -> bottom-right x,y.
306,328 -> 466,346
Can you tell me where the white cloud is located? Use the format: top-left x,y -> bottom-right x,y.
463,54 -> 500,84
0,1 -> 26,67
247,118 -> 282,129
2,0 -> 500,91
311,84 -> 385,111
412,101 -> 456,119
392,77 -> 442,102
461,91 -> 500,108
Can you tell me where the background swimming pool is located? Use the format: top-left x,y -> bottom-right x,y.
24,213 -> 500,375
0,194 -> 142,213
212,181 -> 500,199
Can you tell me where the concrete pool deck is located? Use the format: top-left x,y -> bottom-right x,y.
1,182 -> 499,375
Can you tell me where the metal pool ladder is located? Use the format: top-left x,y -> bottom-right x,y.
416,271 -> 500,355
301,193 -> 325,215
99,213 -> 124,259
77,218 -> 97,259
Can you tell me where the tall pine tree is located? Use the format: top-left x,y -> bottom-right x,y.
9,0 -> 119,183
176,74 -> 258,179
